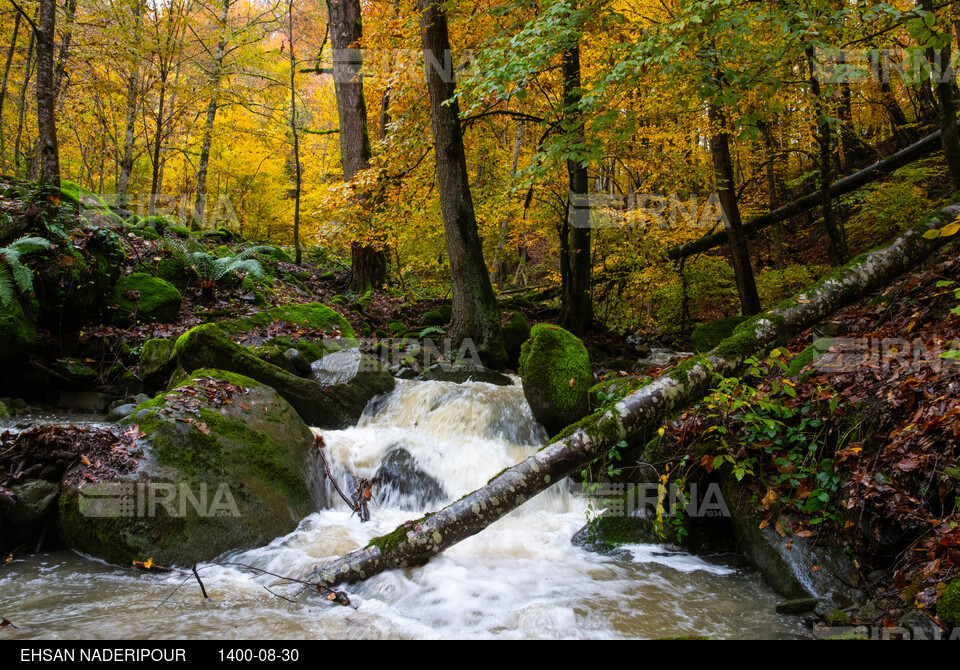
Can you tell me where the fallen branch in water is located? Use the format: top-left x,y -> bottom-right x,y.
308,206 -> 960,590
315,435 -> 376,522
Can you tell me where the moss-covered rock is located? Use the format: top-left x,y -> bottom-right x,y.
111,273 -> 182,324
57,370 -> 316,567
139,338 -> 177,384
501,310 -> 530,368
437,304 -> 452,322
0,400 -> 10,420
691,316 -> 750,353
0,297 -> 36,362
220,303 -> 355,341
421,310 -> 445,327
519,324 -> 593,435
939,578 -> 960,626
174,323 -> 392,427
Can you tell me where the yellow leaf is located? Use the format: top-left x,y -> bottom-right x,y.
941,221 -> 960,237
144,558 -> 154,569
922,229 -> 942,239
658,427 -> 665,437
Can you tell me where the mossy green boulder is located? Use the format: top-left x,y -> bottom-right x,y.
519,324 -> 593,435
111,273 -> 182,324
57,370 -> 316,567
139,338 -> 177,384
420,310 -> 445,327
174,323 -> 393,427
691,316 -> 750,353
501,310 -> 530,367
939,578 -> 960,626
0,297 -> 36,362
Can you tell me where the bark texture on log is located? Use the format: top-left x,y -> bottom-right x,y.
309,206 -> 960,588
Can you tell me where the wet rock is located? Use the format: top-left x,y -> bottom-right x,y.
723,478 -> 862,605
0,479 -> 59,525
106,403 -> 138,421
775,598 -> 819,615
139,338 -> 177,384
58,370 -> 316,567
176,324 -> 393,427
58,390 -> 111,413
419,364 -> 513,386
374,447 -> 446,509
284,348 -> 312,377
501,310 -> 530,368
0,297 -> 36,363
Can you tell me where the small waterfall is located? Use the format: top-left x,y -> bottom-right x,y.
311,379 -> 565,514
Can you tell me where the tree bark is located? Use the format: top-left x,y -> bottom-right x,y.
558,41 -> 592,336
117,0 -> 144,209
308,206 -> 959,589
194,0 -> 230,224
288,0 -> 302,264
920,0 -> 960,191
35,0 -> 60,187
807,45 -> 849,266
0,12 -> 21,173
418,0 -> 506,368
325,0 -> 386,288
708,101 -> 761,316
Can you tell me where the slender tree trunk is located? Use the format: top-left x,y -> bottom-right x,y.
491,123 -> 521,286
419,0 -> 506,368
759,120 -> 784,270
558,41 -> 592,336
808,46 -> 849,266
0,12 -> 21,173
708,101 -> 761,316
308,208 -> 959,589
117,0 -> 144,209
921,0 -> 960,191
288,0 -> 302,264
194,0 -> 230,224
35,0 -> 60,187
14,23 -> 34,178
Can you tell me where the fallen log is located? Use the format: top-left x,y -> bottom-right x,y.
309,207 -> 960,588
665,123 -> 958,261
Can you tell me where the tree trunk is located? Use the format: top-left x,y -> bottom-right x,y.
708,102 -> 761,316
194,0 -> 230,224
117,0 -> 144,210
288,0 -> 302,264
558,41 -> 592,336
921,0 -> 960,191
418,0 -> 506,368
14,20 -> 34,178
325,0 -> 386,288
0,12 -> 21,173
759,120 -> 784,270
308,206 -> 959,588
35,0 -> 60,187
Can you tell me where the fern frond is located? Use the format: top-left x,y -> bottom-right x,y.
226,259 -> 265,279
0,263 -> 13,307
9,236 -> 52,254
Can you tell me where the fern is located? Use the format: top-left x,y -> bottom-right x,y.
164,239 -> 270,285
0,236 -> 52,307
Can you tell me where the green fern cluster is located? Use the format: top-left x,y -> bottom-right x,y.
165,238 -> 270,284
0,236 -> 51,307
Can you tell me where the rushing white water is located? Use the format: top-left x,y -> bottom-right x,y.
0,380 -> 807,639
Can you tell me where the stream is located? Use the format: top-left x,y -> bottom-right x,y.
0,380 -> 808,639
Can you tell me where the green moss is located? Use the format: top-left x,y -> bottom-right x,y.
519,324 -> 593,433
785,340 -> 834,379
0,400 -> 10,420
588,376 -> 651,409
140,337 -> 176,378
668,354 -> 709,383
168,225 -> 191,239
111,273 -> 182,323
501,310 -> 530,366
691,316 -> 749,352
0,297 -> 36,362
221,303 -> 355,339
421,310 -> 445,327
939,577 -> 960,626
550,409 -> 625,446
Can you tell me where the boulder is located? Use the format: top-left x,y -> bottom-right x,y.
111,273 -> 182,324
0,479 -> 59,525
175,324 -> 393,427
723,478 -> 861,605
57,370 -> 316,566
0,297 -> 36,362
139,338 -> 177,384
939,578 -> 960,626
374,447 -> 446,510
501,310 -> 530,368
219,302 -> 355,363
519,324 -> 593,435
419,363 -> 513,386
